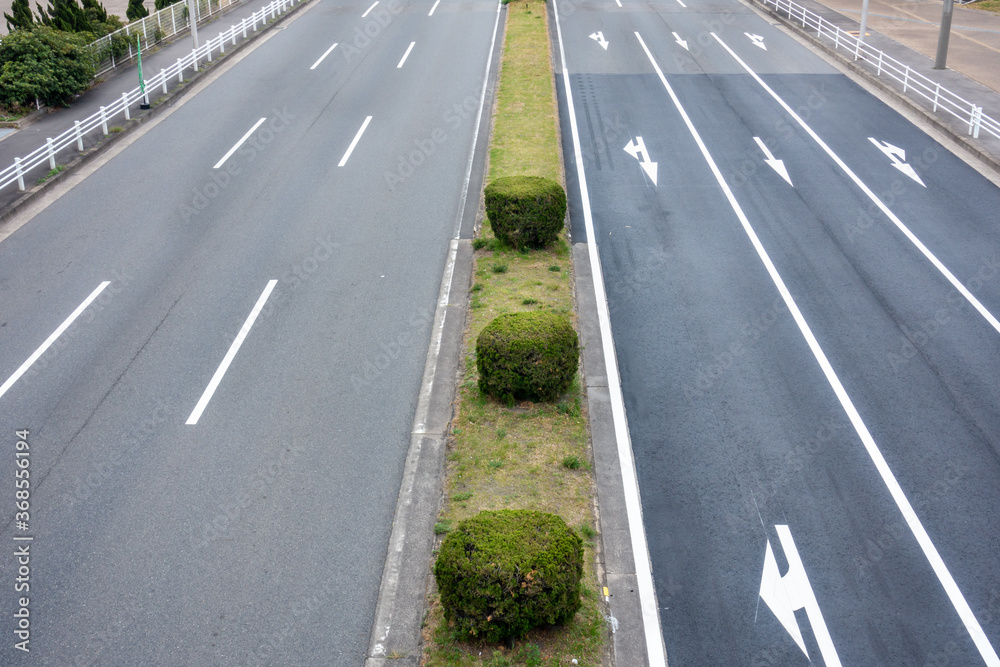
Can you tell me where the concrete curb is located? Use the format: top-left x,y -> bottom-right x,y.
0,106 -> 49,131
573,243 -> 652,667
749,0 -> 1000,176
0,0 -> 313,228
364,240 -> 473,666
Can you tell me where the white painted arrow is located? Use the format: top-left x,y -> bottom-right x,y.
753,136 -> 792,186
672,31 -> 689,50
868,137 -> 926,186
759,525 -> 842,666
590,31 -> 609,50
745,32 -> 767,50
624,136 -> 658,185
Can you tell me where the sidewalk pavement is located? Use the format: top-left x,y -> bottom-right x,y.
759,0 -> 1000,171
0,0 -> 281,211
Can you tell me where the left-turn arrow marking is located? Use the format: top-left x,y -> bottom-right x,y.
590,31 -> 609,50
624,136 -> 658,185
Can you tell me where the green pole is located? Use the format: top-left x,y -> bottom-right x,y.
138,35 -> 151,109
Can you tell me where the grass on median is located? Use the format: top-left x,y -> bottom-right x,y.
969,0 -> 1000,12
422,1 -> 606,666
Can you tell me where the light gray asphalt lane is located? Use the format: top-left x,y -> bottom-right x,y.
0,0 -> 499,663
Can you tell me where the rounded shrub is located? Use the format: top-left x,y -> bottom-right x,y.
476,312 -> 578,403
434,510 -> 583,643
484,176 -> 567,249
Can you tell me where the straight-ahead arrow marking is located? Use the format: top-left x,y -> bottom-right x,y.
868,137 -> 926,186
754,136 -> 792,186
589,31 -> 609,50
745,32 -> 767,49
624,136 -> 658,185
672,31 -> 689,50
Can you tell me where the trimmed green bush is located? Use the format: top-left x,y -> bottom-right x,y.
477,311 -> 578,403
484,176 -> 566,249
434,510 -> 583,643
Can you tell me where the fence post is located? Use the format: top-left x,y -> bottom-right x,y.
142,17 -> 148,42
172,5 -> 176,34
933,83 -> 941,112
46,139 -> 56,170
123,92 -> 131,120
903,65 -> 910,93
207,40 -> 213,62
14,157 -> 24,191
232,25 -> 237,45
75,121 -> 84,151
877,50 -> 883,75
970,105 -> 981,138
243,19 -> 248,38
178,58 -> 184,82
219,33 -> 225,54
100,106 -> 108,135
161,68 -> 168,94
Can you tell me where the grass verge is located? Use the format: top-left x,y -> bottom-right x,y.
422,1 -> 606,666
969,0 -> 1000,12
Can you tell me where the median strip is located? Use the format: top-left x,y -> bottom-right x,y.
422,1 -> 605,664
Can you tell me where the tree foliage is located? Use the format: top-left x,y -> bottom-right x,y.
0,26 -> 95,107
34,0 -> 120,35
126,0 -> 148,20
4,0 -> 35,32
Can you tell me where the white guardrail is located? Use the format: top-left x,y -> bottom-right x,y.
89,0 -> 240,77
759,0 -> 1000,141
0,0 -> 303,194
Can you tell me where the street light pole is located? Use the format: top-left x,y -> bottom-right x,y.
934,0 -> 954,69
187,0 -> 199,49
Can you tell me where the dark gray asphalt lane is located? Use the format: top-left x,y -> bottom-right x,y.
556,0 -> 1000,664
0,0 -> 498,663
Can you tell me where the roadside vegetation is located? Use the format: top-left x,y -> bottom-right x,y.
969,0 -> 1000,12
422,1 -> 606,665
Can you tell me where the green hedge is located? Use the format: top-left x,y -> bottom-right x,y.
484,175 -> 566,249
476,311 -> 578,403
434,510 -> 583,643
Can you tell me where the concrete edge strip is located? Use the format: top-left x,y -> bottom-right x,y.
742,0 -> 1000,180
552,0 -> 668,665
364,3 -> 504,664
0,0 -> 318,239
572,243 -> 651,667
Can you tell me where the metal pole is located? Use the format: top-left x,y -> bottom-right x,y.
857,0 -> 870,55
188,0 -> 199,48
934,0 -> 954,69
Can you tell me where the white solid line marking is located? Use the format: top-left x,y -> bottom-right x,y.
214,117 -> 266,169
186,280 -> 277,425
553,4 -> 667,667
310,42 -> 338,69
362,0 -> 378,16
615,0 -> 622,6
428,0 -> 440,15
640,31 -> 1000,667
338,116 -> 372,167
712,34 -> 1000,337
451,0 -> 502,238
0,282 -> 110,401
397,41 -> 415,68
675,0 -> 687,7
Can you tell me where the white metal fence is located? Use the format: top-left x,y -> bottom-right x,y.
1,0 -> 303,195
758,0 -> 1000,141
88,0 -> 241,77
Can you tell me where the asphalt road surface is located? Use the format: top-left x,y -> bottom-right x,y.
0,0 -> 497,663
554,0 -> 1000,664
